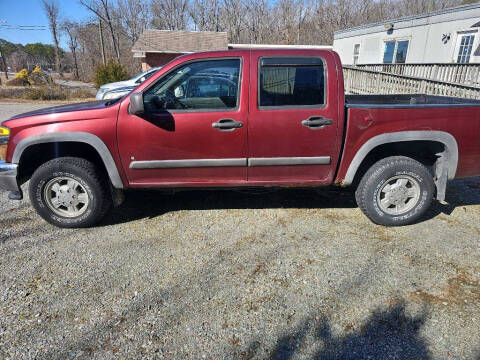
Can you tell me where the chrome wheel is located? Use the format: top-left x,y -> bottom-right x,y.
376,175 -> 421,216
44,177 -> 89,218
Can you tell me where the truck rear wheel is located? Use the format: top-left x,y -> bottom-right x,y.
29,157 -> 112,228
355,156 -> 434,226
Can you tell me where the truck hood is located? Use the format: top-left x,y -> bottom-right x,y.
8,100 -> 116,120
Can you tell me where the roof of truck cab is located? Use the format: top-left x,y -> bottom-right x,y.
172,48 -> 336,59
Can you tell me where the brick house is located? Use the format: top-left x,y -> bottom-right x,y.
132,30 -> 229,70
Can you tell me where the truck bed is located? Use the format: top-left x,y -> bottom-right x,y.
345,94 -> 480,108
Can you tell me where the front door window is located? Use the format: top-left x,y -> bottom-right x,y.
143,59 -> 241,112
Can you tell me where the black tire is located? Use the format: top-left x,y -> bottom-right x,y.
355,156 -> 435,226
29,157 -> 112,228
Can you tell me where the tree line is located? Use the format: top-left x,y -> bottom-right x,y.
0,40 -> 65,71
2,0 -> 478,82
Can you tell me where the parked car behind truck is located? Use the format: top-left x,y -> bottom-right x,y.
95,67 -> 161,100
1,48 -> 480,228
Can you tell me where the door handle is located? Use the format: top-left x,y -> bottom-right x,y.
212,118 -> 243,131
301,116 -> 333,129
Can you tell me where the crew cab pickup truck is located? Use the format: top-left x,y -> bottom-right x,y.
1,49 -> 480,228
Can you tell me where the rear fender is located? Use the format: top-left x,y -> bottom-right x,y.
342,131 -> 458,201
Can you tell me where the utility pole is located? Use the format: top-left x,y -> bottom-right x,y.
0,42 -> 9,80
0,20 -> 9,81
98,19 -> 106,65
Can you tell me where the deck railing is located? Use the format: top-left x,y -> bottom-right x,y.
353,63 -> 480,86
343,66 -> 480,100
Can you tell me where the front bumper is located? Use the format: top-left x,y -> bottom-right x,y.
0,161 -> 20,192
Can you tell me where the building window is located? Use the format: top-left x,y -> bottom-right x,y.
383,41 -> 396,63
457,34 -> 475,63
353,44 -> 360,64
395,41 -> 409,63
383,40 -> 409,64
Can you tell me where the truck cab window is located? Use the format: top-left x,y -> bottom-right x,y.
258,57 -> 325,108
143,59 -> 241,111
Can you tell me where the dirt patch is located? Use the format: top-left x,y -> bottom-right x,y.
437,214 -> 480,235
410,271 -> 480,306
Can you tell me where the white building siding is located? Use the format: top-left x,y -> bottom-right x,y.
333,4 -> 480,65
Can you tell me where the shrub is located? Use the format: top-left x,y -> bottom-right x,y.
33,65 -> 42,73
18,86 -> 94,101
20,86 -> 66,100
0,84 -> 95,101
0,88 -> 24,98
94,61 -> 129,89
29,70 -> 53,85
6,77 -> 28,86
69,88 -> 96,99
15,69 -> 30,82
15,68 -> 29,78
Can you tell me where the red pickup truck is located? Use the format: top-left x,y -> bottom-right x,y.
1,49 -> 479,228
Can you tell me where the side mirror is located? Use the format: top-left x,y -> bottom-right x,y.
152,95 -> 165,109
129,92 -> 144,115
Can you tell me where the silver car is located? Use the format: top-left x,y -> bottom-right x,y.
96,67 -> 161,100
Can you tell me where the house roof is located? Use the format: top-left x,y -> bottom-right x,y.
334,2 -> 480,40
132,30 -> 228,54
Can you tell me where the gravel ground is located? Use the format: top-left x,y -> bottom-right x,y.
0,102 -> 59,121
1,103 -> 480,359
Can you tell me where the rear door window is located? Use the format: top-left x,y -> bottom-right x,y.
258,57 -> 325,108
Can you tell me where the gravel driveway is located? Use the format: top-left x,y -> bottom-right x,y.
1,103 -> 480,359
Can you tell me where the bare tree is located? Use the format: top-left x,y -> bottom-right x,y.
189,0 -> 221,31
117,0 -> 151,45
220,0 -> 244,42
34,0 -> 471,81
79,0 -> 121,61
151,0 -> 189,30
62,20 -> 80,79
41,0 -> 62,74
0,41 -> 9,81
242,0 -> 274,43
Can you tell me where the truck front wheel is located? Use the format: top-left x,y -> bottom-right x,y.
355,156 -> 435,226
29,157 -> 112,228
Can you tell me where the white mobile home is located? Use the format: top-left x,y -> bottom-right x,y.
333,3 -> 480,65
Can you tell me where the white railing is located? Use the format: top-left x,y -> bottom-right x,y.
353,63 -> 480,87
343,66 -> 480,100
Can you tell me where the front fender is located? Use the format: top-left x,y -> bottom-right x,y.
12,132 -> 124,189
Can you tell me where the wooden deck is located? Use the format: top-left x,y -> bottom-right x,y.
343,64 -> 480,99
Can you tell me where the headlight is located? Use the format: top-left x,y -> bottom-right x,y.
0,126 -> 10,162
0,126 -> 9,137
96,88 -> 106,99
